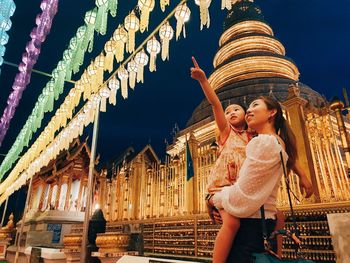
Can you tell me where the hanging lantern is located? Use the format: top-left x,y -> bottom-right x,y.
99,86 -> 110,112
95,0 -> 108,35
83,8 -> 97,52
117,66 -> 129,99
94,54 -> 105,88
112,25 -> 127,62
134,49 -> 148,83
124,11 -> 140,53
159,22 -> 174,61
127,60 -> 138,89
160,0 -> 170,12
146,37 -> 160,72
104,40 -> 116,72
174,3 -> 191,40
194,0 -> 211,30
108,76 -> 119,105
137,0 -> 155,33
0,31 -> 9,45
87,64 -> 98,93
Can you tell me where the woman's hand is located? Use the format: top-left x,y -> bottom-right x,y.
299,175 -> 313,198
190,56 -> 207,83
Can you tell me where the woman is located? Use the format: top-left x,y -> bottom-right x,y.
207,96 -> 300,262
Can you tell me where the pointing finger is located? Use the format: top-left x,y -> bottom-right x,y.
192,56 -> 199,68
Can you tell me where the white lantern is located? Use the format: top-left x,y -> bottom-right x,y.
124,11 -> 140,53
134,49 -> 149,83
108,76 -> 119,105
87,64 -> 98,93
127,60 -> 138,89
137,0 -> 155,33
174,3 -> 191,40
117,66 -> 129,99
194,0 -> 211,30
146,37 -> 160,72
99,86 -> 111,112
104,40 -> 116,72
113,25 -> 127,62
159,22 -> 174,61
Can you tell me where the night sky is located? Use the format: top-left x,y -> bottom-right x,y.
0,0 -> 349,182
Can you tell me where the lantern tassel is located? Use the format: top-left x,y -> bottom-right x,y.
121,78 -> 128,99
105,51 -> 114,72
129,72 -> 136,89
101,97 -> 107,112
140,8 -> 151,33
114,41 -> 125,62
109,89 -> 117,105
176,18 -> 183,40
137,64 -> 144,83
160,0 -> 170,12
149,53 -> 157,72
161,38 -> 170,61
127,30 -> 135,53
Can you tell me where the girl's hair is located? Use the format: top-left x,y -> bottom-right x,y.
224,102 -> 247,114
258,96 -> 297,171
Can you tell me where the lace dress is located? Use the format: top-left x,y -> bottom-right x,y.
207,126 -> 251,194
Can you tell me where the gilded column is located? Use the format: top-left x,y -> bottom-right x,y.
282,84 -> 320,202
159,164 -> 165,217
329,97 -> 350,172
99,170 -> 107,211
145,166 -> 153,218
132,156 -> 142,219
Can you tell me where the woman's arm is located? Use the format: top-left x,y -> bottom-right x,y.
191,57 -> 229,139
293,161 -> 314,198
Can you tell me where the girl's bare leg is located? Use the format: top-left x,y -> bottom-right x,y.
213,210 -> 240,263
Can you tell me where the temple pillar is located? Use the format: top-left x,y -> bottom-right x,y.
145,166 -> 152,218
329,98 -> 350,173
132,156 -> 142,220
159,164 -> 165,217
65,175 -> 72,211
282,84 -> 320,202
55,177 -> 62,209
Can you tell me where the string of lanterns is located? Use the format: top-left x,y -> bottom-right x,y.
0,0 -> 15,73
0,0 -> 58,148
0,0 -> 214,202
0,0 -> 119,182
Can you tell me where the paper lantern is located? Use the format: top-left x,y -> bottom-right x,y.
127,60 -> 138,89
137,0 -> 155,33
83,8 -> 97,52
160,0 -> 170,12
124,11 -> 140,53
194,0 -> 211,30
117,66 -> 129,99
146,37 -> 160,72
112,25 -> 127,62
95,0 -> 108,35
134,49 -> 148,83
82,70 -> 92,100
174,3 -> 191,40
104,40 -> 116,72
0,31 -> 9,45
99,86 -> 110,112
159,22 -> 174,61
108,76 -> 119,105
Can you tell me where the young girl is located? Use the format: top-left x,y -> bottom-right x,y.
191,56 -> 249,263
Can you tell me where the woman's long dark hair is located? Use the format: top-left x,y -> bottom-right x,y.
258,96 -> 297,171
